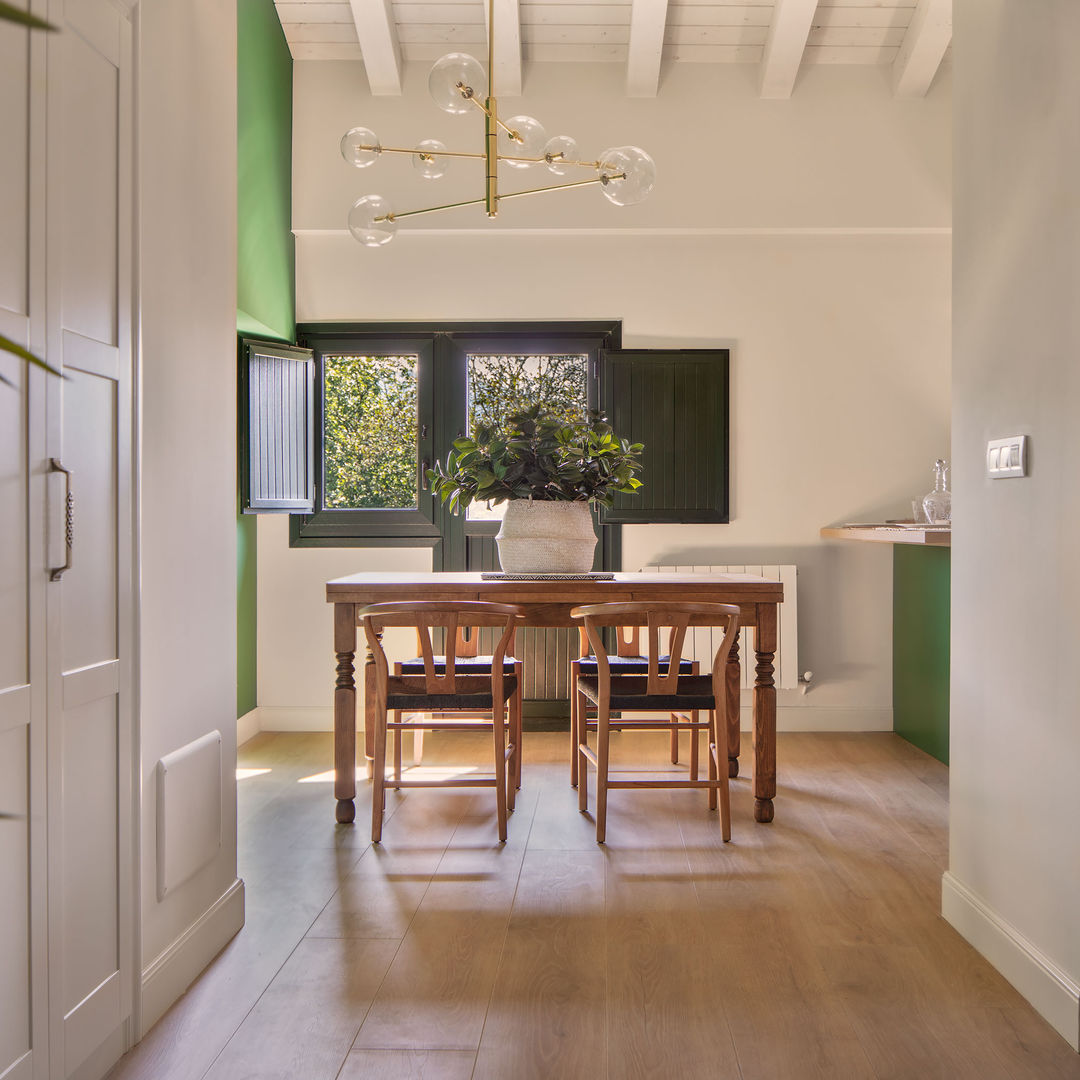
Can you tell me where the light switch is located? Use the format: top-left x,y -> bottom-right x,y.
987,435 -> 1027,478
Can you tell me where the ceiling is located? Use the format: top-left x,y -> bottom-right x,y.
274,0 -> 951,99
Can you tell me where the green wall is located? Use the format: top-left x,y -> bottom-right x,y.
237,0 -> 295,718
893,545 -> 951,763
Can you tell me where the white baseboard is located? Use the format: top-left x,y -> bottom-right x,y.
139,878 -> 245,1036
251,704 -> 892,734
942,871 -> 1080,1051
237,708 -> 260,747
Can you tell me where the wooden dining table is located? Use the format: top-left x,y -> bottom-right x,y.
325,570 -> 784,825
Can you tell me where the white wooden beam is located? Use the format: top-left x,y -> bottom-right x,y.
485,0 -> 522,98
759,0 -> 818,100
348,0 -> 401,96
893,0 -> 951,98
626,0 -> 670,98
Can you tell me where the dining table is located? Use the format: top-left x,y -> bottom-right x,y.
325,570 -> 784,825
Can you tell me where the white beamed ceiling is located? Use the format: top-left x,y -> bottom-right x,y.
275,0 -> 951,98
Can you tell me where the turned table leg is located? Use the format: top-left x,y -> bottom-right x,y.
753,603 -> 777,823
726,636 -> 741,778
334,603 -> 357,823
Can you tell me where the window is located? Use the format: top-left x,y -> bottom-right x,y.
239,325 -> 731,558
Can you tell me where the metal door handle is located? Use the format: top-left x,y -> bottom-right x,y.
48,457 -> 73,581
420,457 -> 431,491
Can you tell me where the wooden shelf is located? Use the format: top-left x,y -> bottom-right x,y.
820,525 -> 951,547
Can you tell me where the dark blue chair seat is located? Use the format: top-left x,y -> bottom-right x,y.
576,653 -> 694,675
398,655 -> 517,674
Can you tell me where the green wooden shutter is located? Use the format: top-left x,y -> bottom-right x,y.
600,349 -> 729,524
239,337 -> 315,513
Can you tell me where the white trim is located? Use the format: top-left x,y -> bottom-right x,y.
294,226 -> 952,239
237,707 -> 260,747
942,872 -> 1080,1051
252,704 -> 891,734
139,878 -> 245,1036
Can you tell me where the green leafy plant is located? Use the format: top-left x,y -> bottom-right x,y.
428,405 -> 644,514
0,5 -> 61,385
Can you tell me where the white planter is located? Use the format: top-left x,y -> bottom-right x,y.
495,500 -> 597,574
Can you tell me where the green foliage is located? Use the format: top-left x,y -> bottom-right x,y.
468,354 -> 587,432
0,6 -> 57,383
0,3 -> 55,32
323,354 -> 418,509
428,405 -> 644,512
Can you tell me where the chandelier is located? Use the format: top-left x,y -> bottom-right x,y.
339,0 -> 656,247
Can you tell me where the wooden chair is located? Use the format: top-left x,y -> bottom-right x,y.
392,624 -> 524,793
360,601 -> 523,843
570,624 -> 700,787
570,602 -> 741,844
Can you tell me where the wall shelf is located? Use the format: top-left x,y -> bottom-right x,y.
820,525 -> 951,547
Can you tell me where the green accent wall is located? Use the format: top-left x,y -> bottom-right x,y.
237,0 -> 295,718
893,545 -> 951,763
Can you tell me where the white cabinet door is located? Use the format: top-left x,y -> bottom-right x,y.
44,2 -> 135,1076
0,10 -> 48,1080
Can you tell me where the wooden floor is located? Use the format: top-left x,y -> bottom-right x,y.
107,731 -> 1080,1080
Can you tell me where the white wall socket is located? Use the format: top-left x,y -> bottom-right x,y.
986,435 -> 1028,478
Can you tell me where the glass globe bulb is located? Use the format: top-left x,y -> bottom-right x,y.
412,140 -> 449,180
340,127 -> 381,168
347,194 -> 396,247
428,53 -> 487,114
598,145 -> 656,206
543,135 -> 578,176
498,116 -> 548,167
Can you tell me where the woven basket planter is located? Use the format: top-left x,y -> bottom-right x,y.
495,500 -> 597,574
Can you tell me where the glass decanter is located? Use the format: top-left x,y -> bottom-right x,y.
921,459 -> 951,524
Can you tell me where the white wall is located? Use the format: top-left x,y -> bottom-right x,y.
136,0 -> 242,1032
945,0 -> 1080,1050
259,60 -> 951,733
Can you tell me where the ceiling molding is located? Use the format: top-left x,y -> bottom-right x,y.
759,0 -> 818,100
485,0 -> 522,98
626,0 -> 670,99
348,0 -> 401,96
893,0 -> 951,98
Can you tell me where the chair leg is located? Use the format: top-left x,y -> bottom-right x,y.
689,709 -> 700,782
707,709 -> 718,812
595,708 -> 611,844
570,660 -> 580,787
512,661 -> 524,791
371,700 -> 388,844
578,714 -> 589,814
715,705 -> 731,842
493,697 -> 509,843
670,722 -> 679,765
392,710 -> 402,788
413,726 -> 424,766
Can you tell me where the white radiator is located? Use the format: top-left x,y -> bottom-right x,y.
646,564 -> 799,690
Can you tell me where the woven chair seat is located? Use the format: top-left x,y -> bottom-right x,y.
387,674 -> 519,712
576,674 -> 715,712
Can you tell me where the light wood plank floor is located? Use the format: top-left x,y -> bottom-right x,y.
107,731 -> 1080,1080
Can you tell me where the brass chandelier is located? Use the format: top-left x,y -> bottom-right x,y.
339,0 -> 656,247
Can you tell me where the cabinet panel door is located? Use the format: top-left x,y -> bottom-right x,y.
0,9 -> 47,1080
46,2 -> 133,1076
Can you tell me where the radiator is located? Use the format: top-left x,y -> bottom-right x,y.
646,564 -> 799,691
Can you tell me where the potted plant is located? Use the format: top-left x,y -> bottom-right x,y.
427,406 -> 644,573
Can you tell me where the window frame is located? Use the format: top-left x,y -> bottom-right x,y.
289,321 -> 620,549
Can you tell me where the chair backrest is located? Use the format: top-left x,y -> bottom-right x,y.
570,602 -> 741,697
417,623 -> 482,659
360,601 -> 521,699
